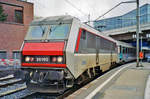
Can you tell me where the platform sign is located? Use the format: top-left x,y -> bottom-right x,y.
139,51 -> 144,59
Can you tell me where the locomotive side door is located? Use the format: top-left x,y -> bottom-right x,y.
96,49 -> 99,65
96,36 -> 100,65
110,43 -> 113,65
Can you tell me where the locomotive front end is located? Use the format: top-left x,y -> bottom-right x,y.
20,16 -> 74,93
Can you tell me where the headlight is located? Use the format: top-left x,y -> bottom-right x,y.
25,56 -> 34,62
25,56 -> 30,62
57,56 -> 63,63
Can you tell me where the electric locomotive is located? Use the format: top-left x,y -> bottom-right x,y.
20,15 -> 118,93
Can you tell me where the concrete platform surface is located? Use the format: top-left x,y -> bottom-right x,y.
66,62 -> 150,99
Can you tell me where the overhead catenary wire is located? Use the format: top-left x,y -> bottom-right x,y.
26,0 -> 91,22
26,0 -> 150,22
29,0 -> 89,21
87,0 -> 136,23
64,0 -> 88,17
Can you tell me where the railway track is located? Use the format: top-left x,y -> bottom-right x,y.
0,75 -> 14,81
22,70 -> 108,99
0,74 -> 72,99
0,75 -> 36,99
23,90 -> 72,99
23,75 -> 100,99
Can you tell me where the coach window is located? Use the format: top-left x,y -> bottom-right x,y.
128,48 -> 130,54
0,51 -> 7,59
126,48 -> 128,54
125,48 -> 127,54
130,48 -> 132,54
124,48 -> 126,53
13,51 -> 20,59
122,47 -> 125,53
120,46 -> 122,53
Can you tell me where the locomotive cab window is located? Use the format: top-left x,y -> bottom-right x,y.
48,24 -> 70,39
27,25 -> 48,39
26,24 -> 71,40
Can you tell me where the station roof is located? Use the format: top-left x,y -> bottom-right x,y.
102,22 -> 150,36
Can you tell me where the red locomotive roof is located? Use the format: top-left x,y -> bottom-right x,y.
22,42 -> 65,55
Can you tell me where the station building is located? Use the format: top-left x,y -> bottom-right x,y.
94,3 -> 150,58
0,0 -> 33,62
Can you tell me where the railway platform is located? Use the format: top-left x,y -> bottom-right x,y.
66,62 -> 150,99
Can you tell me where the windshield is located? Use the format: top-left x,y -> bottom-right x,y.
26,24 -> 71,40
28,25 -> 47,39
48,24 -> 70,39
